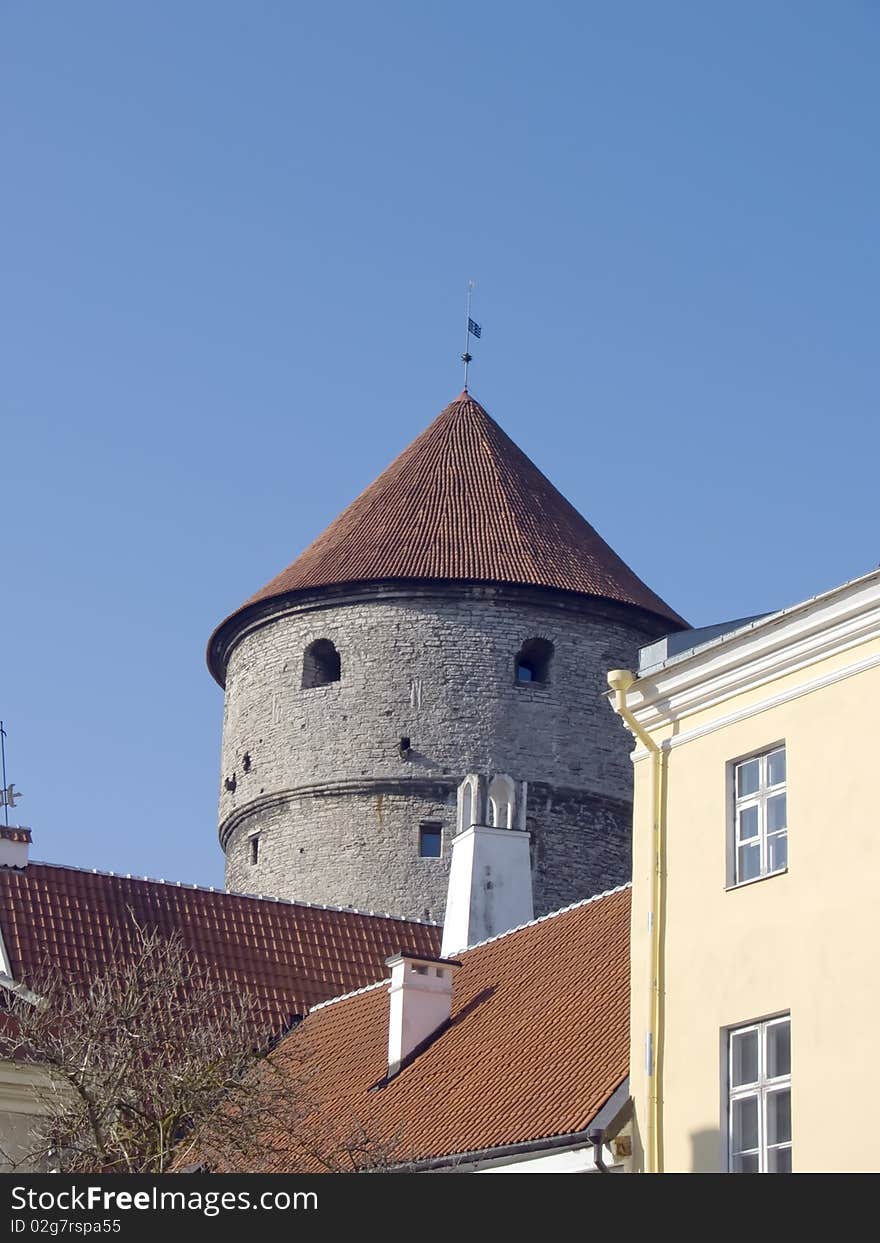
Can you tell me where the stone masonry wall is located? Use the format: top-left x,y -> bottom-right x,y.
218,583 -> 667,919
224,782 -> 634,922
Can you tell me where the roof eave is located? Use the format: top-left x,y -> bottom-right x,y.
380,1078 -> 630,1173
206,578 -> 688,688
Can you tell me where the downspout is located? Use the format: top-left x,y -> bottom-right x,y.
587,1128 -> 608,1173
607,669 -> 663,1174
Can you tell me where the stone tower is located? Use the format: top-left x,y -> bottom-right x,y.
207,392 -> 685,920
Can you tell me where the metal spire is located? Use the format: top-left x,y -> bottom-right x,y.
461,281 -> 481,390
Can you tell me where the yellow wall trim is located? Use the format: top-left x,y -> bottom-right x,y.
629,571 -> 880,732
630,648 -> 880,760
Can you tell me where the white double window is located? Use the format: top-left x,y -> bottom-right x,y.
728,1016 -> 792,1172
732,746 -> 786,884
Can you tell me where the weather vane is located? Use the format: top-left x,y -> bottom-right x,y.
461,280 -> 482,391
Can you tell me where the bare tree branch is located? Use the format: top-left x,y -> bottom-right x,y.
0,916 -> 402,1174
0,918 -> 309,1173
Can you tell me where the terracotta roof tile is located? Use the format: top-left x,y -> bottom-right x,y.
209,394 -> 685,682
204,885 -> 631,1171
0,863 -> 440,1033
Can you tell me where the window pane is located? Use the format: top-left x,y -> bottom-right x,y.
731,1095 -> 759,1154
732,1152 -> 760,1173
766,1089 -> 791,1145
768,749 -> 786,786
767,793 -> 786,831
768,832 -> 787,872
737,759 -> 760,797
767,1146 -> 792,1173
419,826 -> 442,857
738,842 -> 761,882
731,1029 -> 759,1086
766,1019 -> 791,1078
738,804 -> 760,841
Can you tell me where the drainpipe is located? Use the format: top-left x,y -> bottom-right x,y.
607,668 -> 663,1174
587,1128 -> 608,1173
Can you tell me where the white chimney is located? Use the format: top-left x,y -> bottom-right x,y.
0,826 -> 31,869
440,774 -> 534,957
385,953 -> 460,1077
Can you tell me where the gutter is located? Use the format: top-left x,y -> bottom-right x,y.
607,669 -> 664,1174
386,1079 -> 629,1173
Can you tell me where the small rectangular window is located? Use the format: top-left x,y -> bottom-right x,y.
249,835 -> 260,865
731,746 -> 787,884
419,823 -> 442,858
728,1016 -> 791,1173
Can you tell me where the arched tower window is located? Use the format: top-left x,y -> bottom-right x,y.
488,774 -> 516,829
515,638 -> 554,685
302,639 -> 341,689
457,774 -> 482,834
461,782 -> 473,831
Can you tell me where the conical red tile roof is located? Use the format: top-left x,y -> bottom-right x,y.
209,393 -> 684,681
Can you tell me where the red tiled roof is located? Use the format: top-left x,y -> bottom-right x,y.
208,393 -> 684,683
201,885 -> 631,1171
0,863 -> 440,1034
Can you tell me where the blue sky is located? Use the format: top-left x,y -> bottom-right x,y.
3,2 -> 878,885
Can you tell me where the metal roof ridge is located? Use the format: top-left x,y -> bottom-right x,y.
641,564 -> 880,676
456,880 -> 632,955
307,881 -> 632,1015
23,859 -> 440,925
308,977 -> 389,1013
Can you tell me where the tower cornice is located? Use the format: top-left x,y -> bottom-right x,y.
207,577 -> 680,688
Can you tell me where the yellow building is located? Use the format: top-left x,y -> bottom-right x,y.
608,569 -> 880,1173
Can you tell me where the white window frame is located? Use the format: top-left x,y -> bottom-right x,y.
727,1015 -> 792,1173
728,744 -> 787,886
